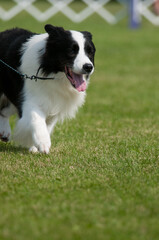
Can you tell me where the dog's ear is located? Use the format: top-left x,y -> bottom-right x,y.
81,31 -> 92,41
45,24 -> 65,36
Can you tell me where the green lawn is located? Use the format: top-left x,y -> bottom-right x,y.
1,2 -> 159,240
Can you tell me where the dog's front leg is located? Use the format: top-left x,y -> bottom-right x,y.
30,111 -> 51,154
14,108 -> 51,154
29,116 -> 57,153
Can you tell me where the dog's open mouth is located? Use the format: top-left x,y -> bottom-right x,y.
65,66 -> 86,92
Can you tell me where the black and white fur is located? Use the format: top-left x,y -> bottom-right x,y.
0,24 -> 95,153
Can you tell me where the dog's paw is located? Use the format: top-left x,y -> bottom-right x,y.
0,133 -> 10,142
38,143 -> 50,154
29,146 -> 38,153
0,116 -> 11,142
29,144 -> 50,154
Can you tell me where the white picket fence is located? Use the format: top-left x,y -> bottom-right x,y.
0,0 -> 158,25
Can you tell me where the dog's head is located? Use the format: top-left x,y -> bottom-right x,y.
43,24 -> 96,92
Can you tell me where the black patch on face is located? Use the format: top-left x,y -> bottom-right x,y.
40,24 -> 79,75
40,25 -> 96,76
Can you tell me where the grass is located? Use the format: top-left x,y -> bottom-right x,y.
1,1 -> 159,240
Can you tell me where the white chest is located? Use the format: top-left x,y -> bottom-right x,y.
23,77 -> 86,122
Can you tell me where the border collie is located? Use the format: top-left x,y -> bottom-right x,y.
0,24 -> 95,153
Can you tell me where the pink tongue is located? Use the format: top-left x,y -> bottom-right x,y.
72,72 -> 86,92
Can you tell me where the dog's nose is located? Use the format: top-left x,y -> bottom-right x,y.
83,63 -> 93,73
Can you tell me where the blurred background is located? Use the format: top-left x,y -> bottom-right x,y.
1,0 -> 159,26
